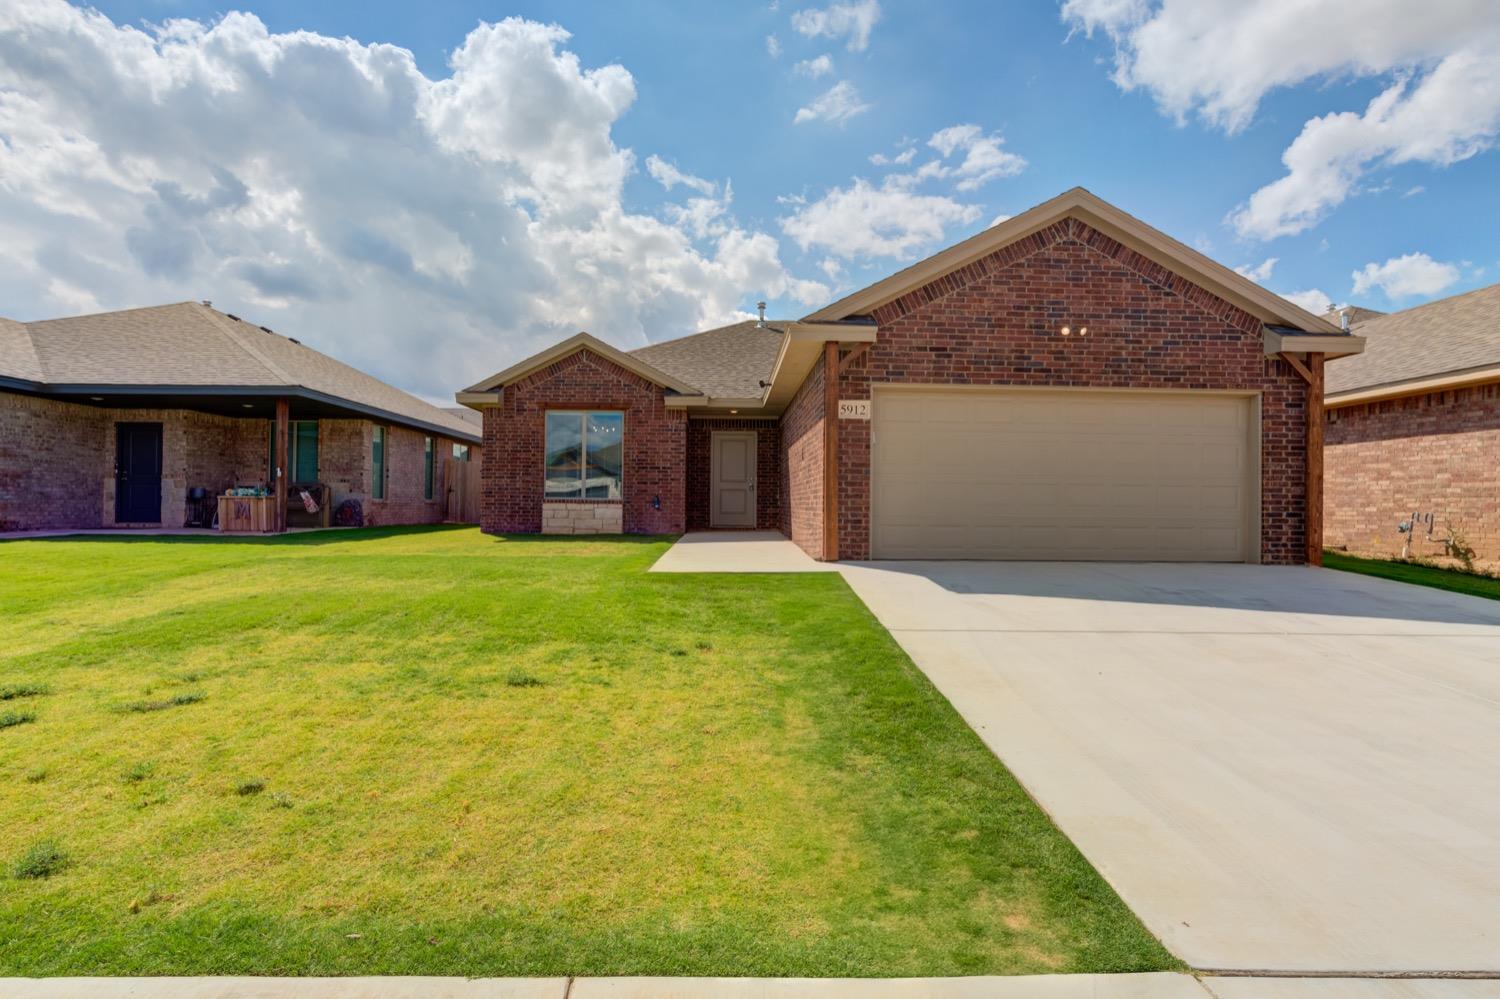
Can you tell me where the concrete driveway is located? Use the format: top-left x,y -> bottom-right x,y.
837,561 -> 1500,974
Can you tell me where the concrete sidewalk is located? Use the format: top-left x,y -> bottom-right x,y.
5,975 -> 1498,997
649,531 -> 835,573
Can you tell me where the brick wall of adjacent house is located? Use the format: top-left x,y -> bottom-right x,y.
0,391 -> 468,531
481,349 -> 686,535
685,418 -> 780,530
0,392 -> 109,531
1326,385 -> 1500,559
821,216 -> 1310,563
779,354 -> 826,558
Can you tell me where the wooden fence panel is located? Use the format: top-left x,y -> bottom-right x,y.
445,457 -> 482,523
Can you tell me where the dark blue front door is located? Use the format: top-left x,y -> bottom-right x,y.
115,422 -> 162,523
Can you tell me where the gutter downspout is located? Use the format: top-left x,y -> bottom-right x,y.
823,341 -> 839,561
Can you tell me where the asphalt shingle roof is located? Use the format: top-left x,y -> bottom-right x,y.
628,320 -> 785,399
1,302 -> 478,440
1326,283 -> 1500,396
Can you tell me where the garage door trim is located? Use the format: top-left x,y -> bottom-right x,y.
868,384 -> 1262,563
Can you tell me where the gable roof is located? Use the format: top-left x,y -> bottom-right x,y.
0,302 -> 479,442
1326,282 -> 1500,399
629,321 -> 785,400
461,331 -> 704,397
803,187 -> 1341,334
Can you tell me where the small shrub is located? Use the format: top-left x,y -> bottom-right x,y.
124,692 -> 205,713
0,711 -> 36,730
124,761 -> 156,783
505,671 -> 544,688
13,841 -> 69,880
0,683 -> 47,701
271,791 -> 294,809
235,779 -> 265,796
1444,522 -> 1477,573
333,498 -> 365,527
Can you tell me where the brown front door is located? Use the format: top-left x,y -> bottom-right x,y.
710,431 -> 757,528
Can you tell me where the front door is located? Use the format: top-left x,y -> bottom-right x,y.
115,422 -> 163,524
710,431 -> 757,528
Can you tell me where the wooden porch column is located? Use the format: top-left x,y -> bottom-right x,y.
274,396 -> 290,534
1306,353 -> 1325,566
822,341 -> 839,561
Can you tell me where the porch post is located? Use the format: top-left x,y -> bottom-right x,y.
274,396 -> 290,534
1306,354 -> 1324,566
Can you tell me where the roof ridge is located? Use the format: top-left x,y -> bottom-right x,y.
1361,280 -> 1500,326
23,300 -> 203,326
194,304 -> 297,386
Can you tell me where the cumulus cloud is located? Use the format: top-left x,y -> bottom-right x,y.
1280,289 -> 1335,315
1351,252 -> 1460,298
790,0 -> 881,52
0,2 -> 824,400
794,54 -> 834,78
869,146 -> 916,166
645,155 -> 716,196
1234,257 -> 1277,283
793,80 -> 871,124
919,125 -> 1026,190
1062,0 -> 1500,239
779,178 -> 981,259
765,34 -> 782,58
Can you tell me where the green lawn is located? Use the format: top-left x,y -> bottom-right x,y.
0,527 -> 1172,977
1325,550 -> 1500,601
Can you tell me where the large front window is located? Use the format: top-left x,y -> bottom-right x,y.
545,411 -> 622,500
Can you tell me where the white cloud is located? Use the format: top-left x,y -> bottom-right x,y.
793,80 -> 871,124
794,54 -> 834,78
1281,289 -> 1335,315
765,34 -> 781,58
1351,252 -> 1460,298
645,155 -> 715,196
780,177 -> 981,260
1062,1 -> 1500,239
1403,185 -> 1426,197
869,146 -> 915,166
790,0 -> 881,52
989,213 -> 1012,227
0,2 -> 826,400
1234,257 -> 1277,283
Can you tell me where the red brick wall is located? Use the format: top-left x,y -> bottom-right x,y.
481,349 -> 686,535
363,423 -> 452,527
779,354 -> 826,558
1326,385 -> 1500,559
821,217 -> 1309,563
686,418 -> 780,530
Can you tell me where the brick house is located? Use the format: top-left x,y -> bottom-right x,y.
1325,282 -> 1500,559
460,188 -> 1363,564
0,302 -> 481,533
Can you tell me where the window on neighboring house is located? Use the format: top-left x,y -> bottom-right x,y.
544,411 -> 623,500
423,436 -> 435,501
372,426 -> 387,500
269,420 -> 319,483
452,443 -> 471,461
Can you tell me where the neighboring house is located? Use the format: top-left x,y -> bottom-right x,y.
1325,282 -> 1500,558
460,188 -> 1363,564
0,302 -> 481,533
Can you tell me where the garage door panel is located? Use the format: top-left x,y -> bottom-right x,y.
872,390 -> 1254,562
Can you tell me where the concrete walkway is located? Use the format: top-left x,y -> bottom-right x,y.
650,531 -> 835,573
837,561 -> 1500,974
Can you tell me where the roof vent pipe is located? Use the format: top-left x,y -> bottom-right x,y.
1338,307 -> 1350,332
756,301 -> 766,328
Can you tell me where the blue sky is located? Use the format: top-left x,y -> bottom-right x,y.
2,1 -> 1497,400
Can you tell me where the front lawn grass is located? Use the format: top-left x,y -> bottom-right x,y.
0,526 -> 1173,977
1324,550 -> 1500,601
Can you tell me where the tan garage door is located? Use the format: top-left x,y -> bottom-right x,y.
871,389 -> 1256,561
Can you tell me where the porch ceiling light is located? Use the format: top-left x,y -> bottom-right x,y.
241,403 -> 254,409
